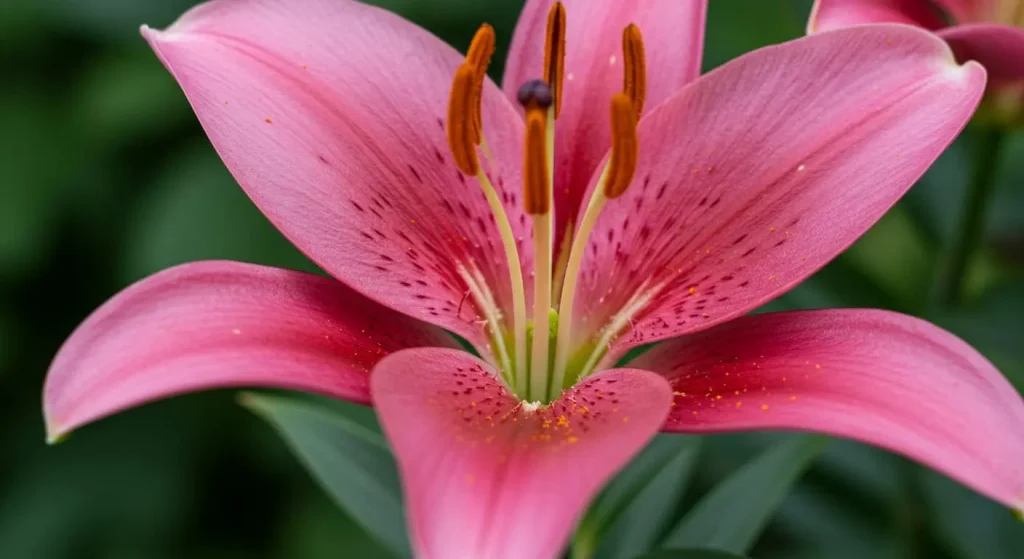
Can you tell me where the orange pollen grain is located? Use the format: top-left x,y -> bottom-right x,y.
604,93 -> 639,198
523,107 -> 551,214
621,23 -> 646,119
446,63 -> 480,175
544,2 -> 567,118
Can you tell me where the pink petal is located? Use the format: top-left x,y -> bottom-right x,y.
633,309 -> 1024,512
372,347 -> 672,559
502,0 -> 707,255
142,0 -> 530,352
939,24 -> 1024,86
568,24 -> 984,363
808,0 -> 949,32
44,261 -> 455,442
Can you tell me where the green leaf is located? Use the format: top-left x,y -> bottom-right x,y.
760,256 -> 900,314
123,145 -> 317,280
638,550 -> 749,559
920,468 -> 1024,559
662,435 -> 830,554
923,281 -> 1024,394
703,0 -> 810,70
240,392 -> 409,558
574,435 -> 702,559
843,206 -> 936,310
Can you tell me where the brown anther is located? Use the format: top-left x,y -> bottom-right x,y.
604,93 -> 639,198
622,24 -> 646,119
447,63 -> 480,175
467,24 -> 496,144
522,107 -> 550,214
543,2 -> 566,118
467,23 -> 496,71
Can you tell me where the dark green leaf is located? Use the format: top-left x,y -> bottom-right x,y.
123,146 -> 317,279
703,0 -> 810,69
760,255 -> 900,314
662,435 -> 829,553
842,206 -> 936,310
920,468 -> 1024,559
638,549 -> 749,559
574,435 -> 701,559
928,281 -> 1024,390
240,392 -> 409,557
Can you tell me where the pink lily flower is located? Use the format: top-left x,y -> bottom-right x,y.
43,0 -> 1024,557
809,0 -> 1024,96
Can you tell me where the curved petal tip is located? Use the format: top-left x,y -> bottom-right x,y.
45,423 -> 70,445
139,22 -> 178,45
943,56 -> 987,86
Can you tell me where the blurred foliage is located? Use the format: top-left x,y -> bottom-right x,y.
1,0 -> 1022,558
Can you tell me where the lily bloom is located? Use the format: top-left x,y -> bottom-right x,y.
43,0 -> 1023,557
809,0 -> 1024,96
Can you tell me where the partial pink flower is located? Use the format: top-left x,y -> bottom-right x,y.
43,0 -> 1023,557
809,0 -> 1024,90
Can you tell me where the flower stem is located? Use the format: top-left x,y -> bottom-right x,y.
935,126 -> 1005,307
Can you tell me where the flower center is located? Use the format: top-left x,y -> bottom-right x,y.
446,2 -> 649,403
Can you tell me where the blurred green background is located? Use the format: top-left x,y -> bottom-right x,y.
1,0 -> 1022,557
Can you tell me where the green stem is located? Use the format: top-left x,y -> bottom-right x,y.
935,126 -> 1005,307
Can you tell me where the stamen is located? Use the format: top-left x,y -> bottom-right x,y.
604,93 -> 640,198
551,93 -> 641,394
447,63 -> 480,175
543,2 -> 567,118
467,24 -> 496,145
550,168 -> 608,395
458,264 -> 513,379
622,24 -> 647,118
467,24 -> 496,78
449,42 -> 528,389
576,282 -> 659,380
475,169 -> 529,394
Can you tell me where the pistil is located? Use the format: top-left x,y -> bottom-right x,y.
519,80 -> 555,401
